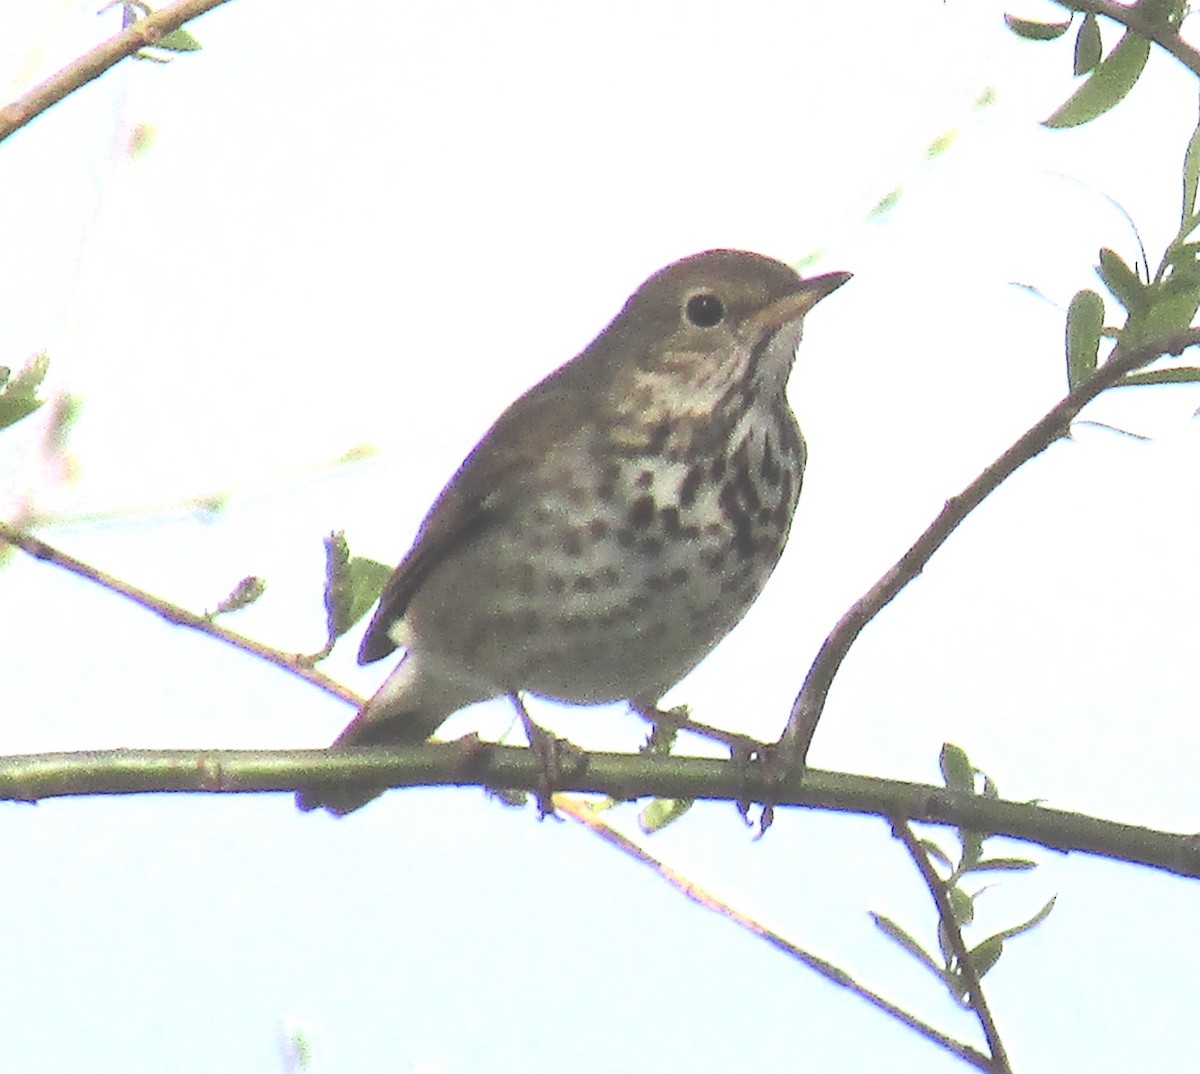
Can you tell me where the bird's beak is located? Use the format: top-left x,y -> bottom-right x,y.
752,270 -> 853,334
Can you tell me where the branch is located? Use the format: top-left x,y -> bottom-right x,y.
4,745 -> 1200,877
1054,0 -> 1200,79
0,521 -> 358,706
566,798 -> 994,1072
894,822 -> 1011,1074
0,0 -> 234,144
783,328 -> 1200,762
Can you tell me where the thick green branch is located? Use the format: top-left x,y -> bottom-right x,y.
5,745 -> 1200,878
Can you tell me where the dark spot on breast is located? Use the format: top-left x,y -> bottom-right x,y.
629,593 -> 651,612
573,574 -> 595,593
710,456 -> 726,481
719,481 -> 756,561
547,573 -> 566,593
647,420 -> 671,453
517,611 -> 540,634
627,495 -> 655,529
659,505 -> 681,536
668,568 -> 689,586
616,528 -> 636,548
701,548 -> 728,572
646,573 -> 667,592
734,458 -> 760,512
588,518 -> 609,539
757,508 -> 772,525
562,528 -> 584,556
636,470 -> 654,490
680,464 -> 704,507
597,567 -> 618,587
639,537 -> 663,556
597,462 -> 620,502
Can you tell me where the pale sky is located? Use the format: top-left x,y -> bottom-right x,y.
2,1 -> 1199,1071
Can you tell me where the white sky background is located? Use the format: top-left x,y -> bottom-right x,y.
2,1 -> 1199,1071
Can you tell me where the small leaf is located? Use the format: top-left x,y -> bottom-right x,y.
1066,289 -> 1105,391
323,532 -> 391,644
968,937 -> 1004,979
964,857 -> 1038,873
940,743 -> 974,793
1182,121 -> 1200,225
871,913 -> 942,974
1074,13 -> 1102,75
947,885 -> 975,926
154,27 -> 201,51
919,839 -> 953,869
0,352 -> 49,432
209,575 -> 266,617
639,797 -> 693,833
1119,366 -> 1200,386
1096,247 -> 1147,315
1005,14 -> 1071,40
986,896 -> 1058,944
1044,31 -> 1151,129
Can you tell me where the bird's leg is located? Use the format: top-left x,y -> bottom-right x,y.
508,693 -> 573,819
631,697 -> 779,830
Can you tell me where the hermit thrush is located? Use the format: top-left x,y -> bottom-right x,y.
299,249 -> 850,814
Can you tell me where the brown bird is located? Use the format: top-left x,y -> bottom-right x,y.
299,249 -> 850,814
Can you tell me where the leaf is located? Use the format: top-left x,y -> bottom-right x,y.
986,896 -> 1057,943
1066,289 -> 1105,391
209,576 -> 266,617
963,856 -> 1038,873
871,913 -> 942,974
1096,247 -> 1147,315
968,937 -> 1004,979
153,27 -> 201,51
1074,13 -> 1102,75
639,797 -> 693,833
323,532 -> 391,644
939,743 -> 974,793
1182,121 -> 1200,225
1005,14 -> 1071,40
0,352 -> 49,432
918,839 -> 953,869
1119,366 -> 1200,386
1044,31 -> 1151,129
947,885 -> 975,926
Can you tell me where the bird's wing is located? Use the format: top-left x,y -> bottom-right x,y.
357,364 -> 593,665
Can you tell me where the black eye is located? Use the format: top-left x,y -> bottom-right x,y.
685,293 -> 725,328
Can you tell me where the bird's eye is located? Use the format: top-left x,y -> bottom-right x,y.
685,293 -> 725,328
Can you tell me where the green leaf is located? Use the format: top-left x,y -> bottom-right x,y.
323,532 -> 391,644
968,937 -> 1004,979
639,797 -> 693,833
939,743 -> 974,793
919,839 -> 953,869
154,27 -> 201,51
1182,122 -> 1200,226
1066,289 -> 1104,391
1074,13 -> 1102,75
0,352 -> 49,432
947,885 -> 975,926
1096,247 -> 1147,315
964,856 -> 1038,873
871,913 -> 942,974
987,896 -> 1057,943
1044,31 -> 1151,128
1005,14 -> 1071,40
1119,366 -> 1200,386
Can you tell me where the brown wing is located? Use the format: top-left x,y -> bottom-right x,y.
356,360 -> 598,665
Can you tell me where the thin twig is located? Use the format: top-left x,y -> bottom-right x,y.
0,0 -> 234,143
1053,0 -> 1200,79
563,798 -> 994,1071
783,328 -> 1200,763
0,521 -> 359,706
893,821 -> 1011,1074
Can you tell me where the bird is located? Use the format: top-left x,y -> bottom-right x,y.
298,249 -> 850,815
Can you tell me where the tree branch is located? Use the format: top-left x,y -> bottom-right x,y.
783,328 -> 1200,762
4,745 -> 1200,878
0,0 -> 234,144
0,521 -> 358,706
894,821 -> 1011,1074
